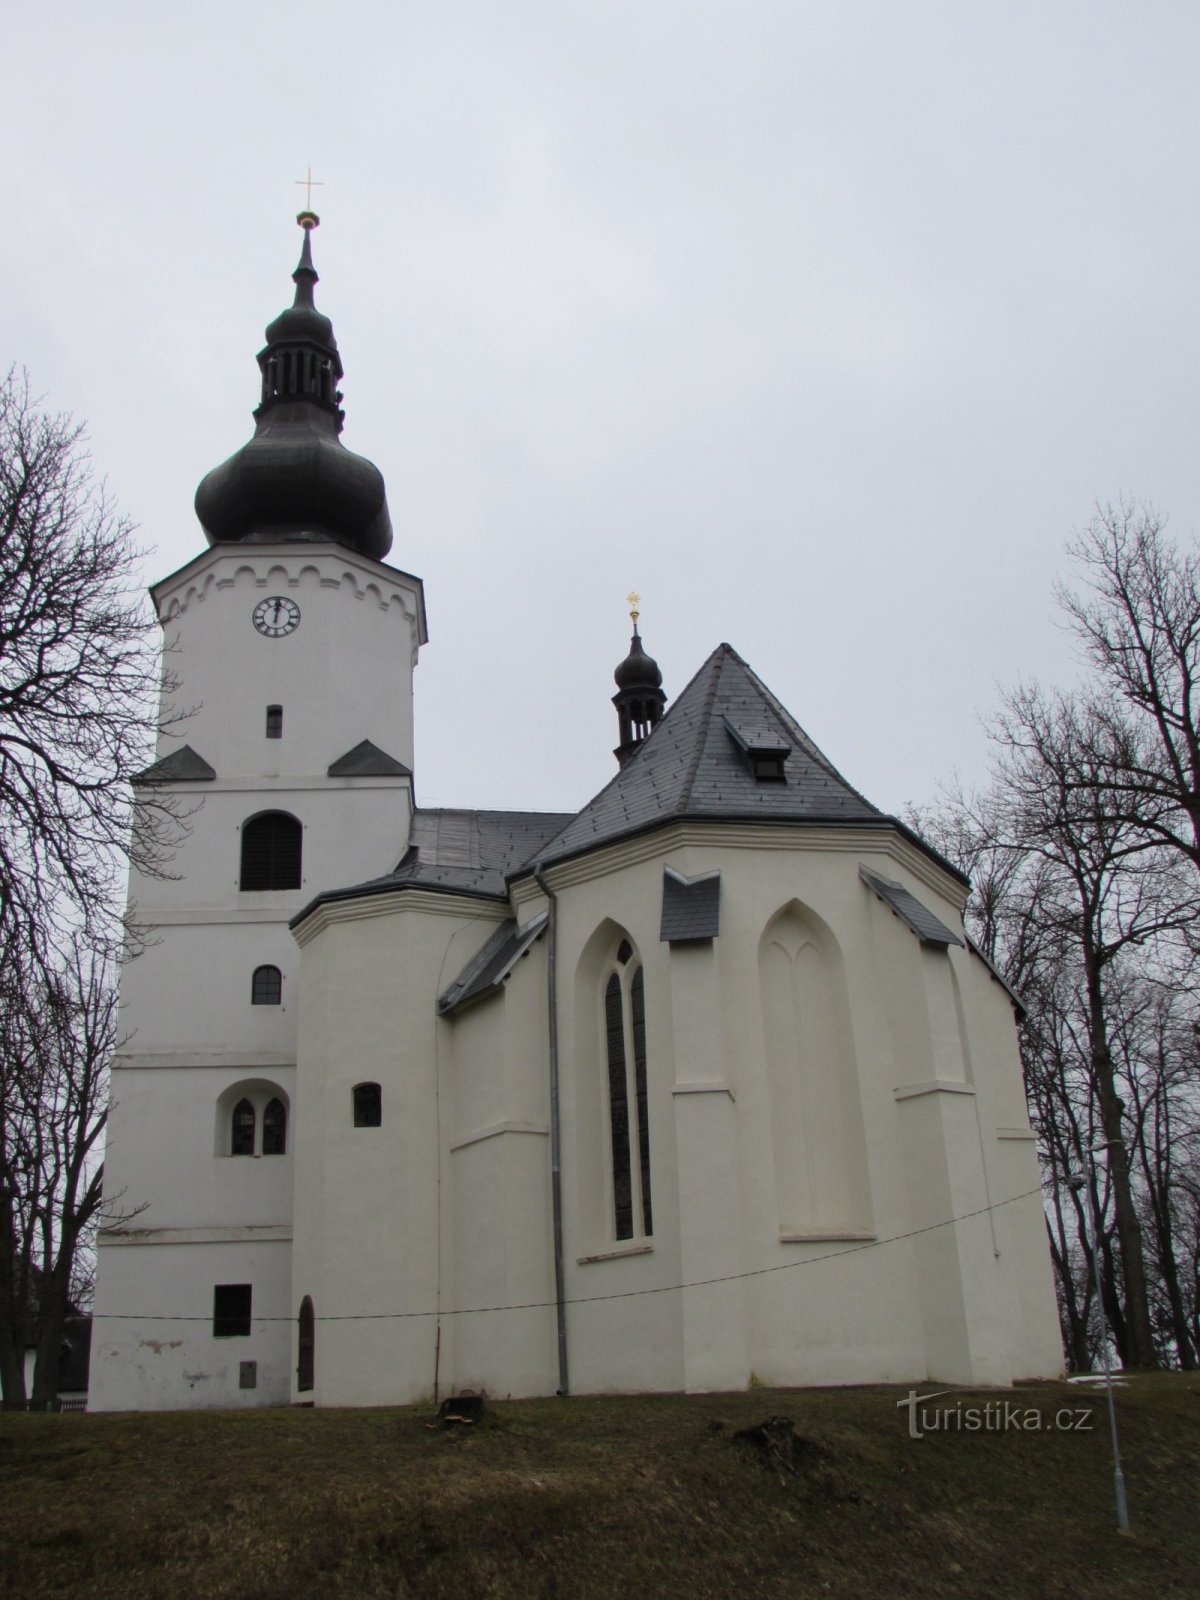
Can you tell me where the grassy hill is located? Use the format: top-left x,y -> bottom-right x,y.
0,1376 -> 1196,1598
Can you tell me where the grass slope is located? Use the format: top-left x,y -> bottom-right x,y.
1,1377 -> 1196,1599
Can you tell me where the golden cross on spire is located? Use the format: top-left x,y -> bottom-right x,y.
295,165 -> 324,212
627,591 -> 641,628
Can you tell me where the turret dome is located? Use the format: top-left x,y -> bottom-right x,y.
194,215 -> 393,562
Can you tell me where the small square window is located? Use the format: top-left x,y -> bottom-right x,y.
213,1284 -> 252,1338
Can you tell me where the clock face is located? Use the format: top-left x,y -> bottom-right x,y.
252,596 -> 301,638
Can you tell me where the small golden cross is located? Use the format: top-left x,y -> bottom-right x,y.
295,166 -> 324,211
627,591 -> 641,627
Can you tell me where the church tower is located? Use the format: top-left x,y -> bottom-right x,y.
89,215 -> 426,1411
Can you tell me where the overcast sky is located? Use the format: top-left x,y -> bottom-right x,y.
5,2 -> 1199,820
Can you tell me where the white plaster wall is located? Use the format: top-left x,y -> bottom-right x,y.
92,540 -> 421,1411
90,1238 -> 293,1410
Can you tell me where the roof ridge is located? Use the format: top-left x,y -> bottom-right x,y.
676,643 -> 730,813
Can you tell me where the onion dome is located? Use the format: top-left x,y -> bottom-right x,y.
612,595 -> 667,767
194,213 -> 393,561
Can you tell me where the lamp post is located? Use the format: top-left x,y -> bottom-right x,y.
1066,1162 -> 1130,1532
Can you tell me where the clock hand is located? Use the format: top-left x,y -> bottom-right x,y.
272,599 -> 282,623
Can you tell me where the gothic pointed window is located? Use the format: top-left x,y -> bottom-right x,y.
262,1097 -> 287,1155
604,946 -> 653,1240
240,812 -> 302,891
231,1098 -> 255,1156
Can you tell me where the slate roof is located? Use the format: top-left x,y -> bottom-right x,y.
133,745 -> 217,784
327,739 -> 412,778
292,808 -> 574,923
529,644 -> 883,870
438,913 -> 549,1015
859,866 -> 963,948
660,867 -> 721,942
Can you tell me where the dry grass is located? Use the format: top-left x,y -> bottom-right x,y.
1,1376 -> 1197,1598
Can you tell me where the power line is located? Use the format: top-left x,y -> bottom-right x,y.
93,1182 -> 1045,1325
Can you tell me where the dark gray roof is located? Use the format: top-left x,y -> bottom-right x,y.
859,866 -> 963,948
966,935 -> 1026,1019
660,867 -> 721,942
530,644 -> 882,870
291,808 -> 574,924
438,913 -> 549,1015
134,744 -> 217,784
327,739 -> 412,778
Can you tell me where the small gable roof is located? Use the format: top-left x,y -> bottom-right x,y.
134,745 -> 217,784
438,913 -> 549,1015
529,644 -> 882,870
327,739 -> 412,778
859,866 -> 963,948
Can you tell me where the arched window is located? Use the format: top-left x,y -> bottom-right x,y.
240,812 -> 302,891
353,1082 -> 382,1128
262,1097 -> 287,1155
604,951 -> 652,1240
297,1296 -> 315,1392
231,1098 -> 255,1157
251,965 -> 283,1005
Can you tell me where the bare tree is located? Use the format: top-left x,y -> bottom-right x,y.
0,938 -> 127,1408
1059,501 -> 1200,875
0,368 -> 182,968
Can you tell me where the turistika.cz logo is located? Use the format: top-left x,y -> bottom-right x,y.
897,1390 -> 1094,1440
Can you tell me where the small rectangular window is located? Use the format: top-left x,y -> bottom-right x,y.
239,1360 -> 258,1389
266,706 -> 283,739
213,1283 -> 252,1338
353,1082 -> 382,1128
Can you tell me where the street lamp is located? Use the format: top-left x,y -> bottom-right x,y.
1066,1162 -> 1130,1532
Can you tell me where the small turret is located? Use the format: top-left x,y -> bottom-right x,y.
612,593 -> 667,766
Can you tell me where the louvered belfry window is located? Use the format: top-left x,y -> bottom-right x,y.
240,812 -> 302,891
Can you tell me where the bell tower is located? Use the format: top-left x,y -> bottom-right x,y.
89,214 -> 425,1411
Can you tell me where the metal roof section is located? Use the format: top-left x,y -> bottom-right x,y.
660,866 -> 721,943
438,912 -> 549,1016
966,935 -> 1027,1020
859,866 -> 963,948
530,644 -> 883,870
133,744 -> 217,784
327,739 -> 412,778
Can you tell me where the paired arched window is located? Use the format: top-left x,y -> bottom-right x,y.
252,965 -> 282,1005
604,940 -> 652,1241
240,812 -> 302,891
353,1082 -> 382,1127
229,1095 -> 287,1156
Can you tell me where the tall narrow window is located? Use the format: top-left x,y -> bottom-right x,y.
262,1097 -> 287,1155
297,1296 -> 315,1392
603,948 -> 653,1241
266,705 -> 283,739
213,1284 -> 252,1338
231,1098 -> 255,1157
353,1082 -> 382,1128
240,812 -> 302,891
252,965 -> 282,1005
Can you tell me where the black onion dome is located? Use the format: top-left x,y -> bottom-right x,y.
614,629 -> 664,691
194,220 -> 393,561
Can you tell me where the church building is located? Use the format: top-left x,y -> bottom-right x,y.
88,215 -> 1063,1410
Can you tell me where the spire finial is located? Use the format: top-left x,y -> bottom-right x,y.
295,165 -> 324,228
627,590 -> 641,633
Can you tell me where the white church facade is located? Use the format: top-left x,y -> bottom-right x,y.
88,216 -> 1064,1410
